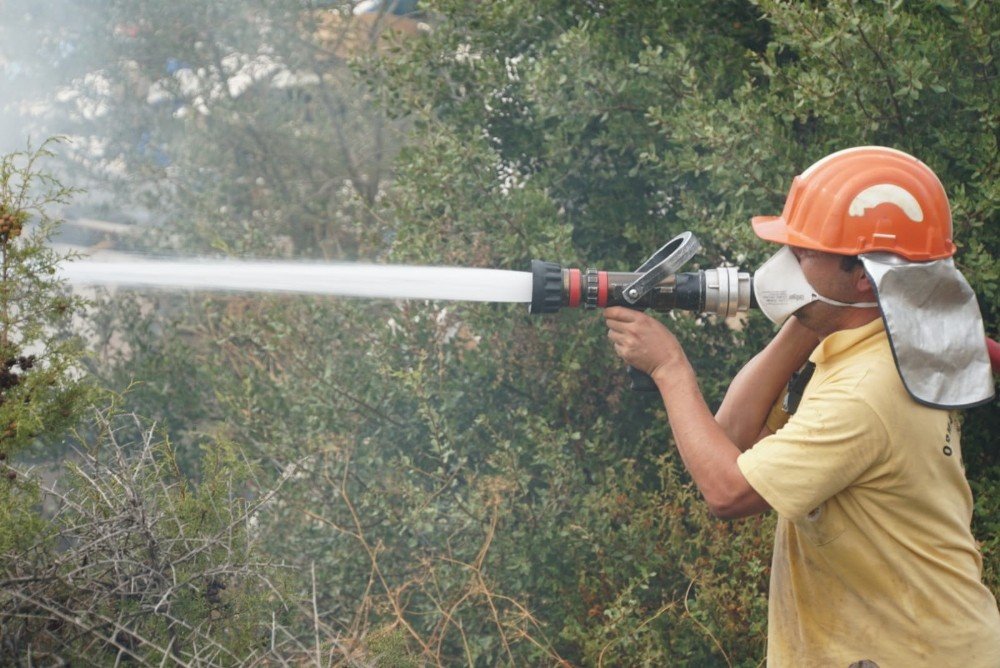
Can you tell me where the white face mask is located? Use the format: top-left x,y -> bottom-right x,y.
752,246 -> 879,325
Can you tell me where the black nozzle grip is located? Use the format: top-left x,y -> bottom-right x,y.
627,366 -> 659,392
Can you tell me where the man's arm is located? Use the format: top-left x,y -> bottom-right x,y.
715,317 -> 819,452
604,307 -> 793,519
650,359 -> 771,518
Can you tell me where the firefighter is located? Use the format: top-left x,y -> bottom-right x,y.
605,146 -> 1000,666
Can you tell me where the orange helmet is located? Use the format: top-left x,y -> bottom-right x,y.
752,146 -> 955,261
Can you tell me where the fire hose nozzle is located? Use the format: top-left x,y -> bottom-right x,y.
529,233 -> 753,392
530,232 -> 753,317
528,261 -> 754,318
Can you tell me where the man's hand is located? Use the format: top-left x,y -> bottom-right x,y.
603,306 -> 683,381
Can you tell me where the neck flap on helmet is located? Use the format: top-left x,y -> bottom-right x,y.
860,253 -> 995,409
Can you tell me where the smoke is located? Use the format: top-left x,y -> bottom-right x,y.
0,0 -> 103,154
0,0 -> 124,253
0,0 -> 411,259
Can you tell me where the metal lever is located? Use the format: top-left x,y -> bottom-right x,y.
622,231 -> 701,305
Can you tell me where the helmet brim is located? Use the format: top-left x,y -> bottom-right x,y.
753,213 -> 956,259
751,215 -> 805,248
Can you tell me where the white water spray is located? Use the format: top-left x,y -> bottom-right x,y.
58,257 -> 535,303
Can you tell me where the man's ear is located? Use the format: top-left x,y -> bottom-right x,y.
854,267 -> 875,297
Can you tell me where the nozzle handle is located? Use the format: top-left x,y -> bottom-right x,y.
622,300 -> 660,392
627,365 -> 658,392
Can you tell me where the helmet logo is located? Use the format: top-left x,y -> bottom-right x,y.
848,184 -> 924,222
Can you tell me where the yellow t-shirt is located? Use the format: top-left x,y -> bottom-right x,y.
737,318 -> 1000,667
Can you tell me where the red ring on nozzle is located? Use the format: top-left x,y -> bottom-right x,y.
598,271 -> 609,307
568,268 -> 581,308
987,337 -> 1000,374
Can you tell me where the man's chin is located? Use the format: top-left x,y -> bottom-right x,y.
791,305 -> 823,332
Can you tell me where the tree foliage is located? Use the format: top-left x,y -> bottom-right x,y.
0,141 -> 93,465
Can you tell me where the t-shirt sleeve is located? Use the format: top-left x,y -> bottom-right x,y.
737,383 -> 888,521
